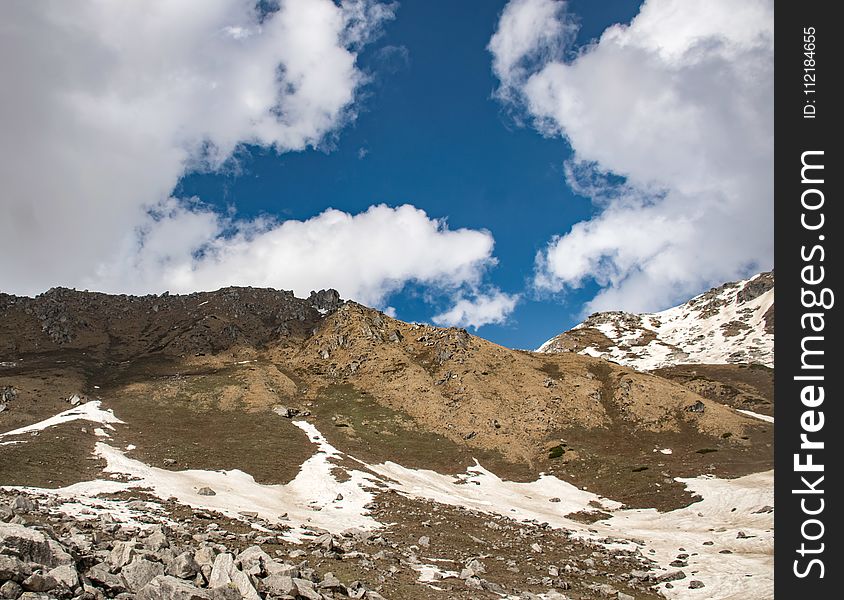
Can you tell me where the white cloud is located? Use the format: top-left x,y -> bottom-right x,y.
4,0 -> 489,305
432,291 -> 520,330
94,203 -> 497,307
490,0 -> 774,313
488,0 -> 575,101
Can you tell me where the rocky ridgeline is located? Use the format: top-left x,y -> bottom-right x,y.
0,288 -> 344,358
0,494 -> 387,600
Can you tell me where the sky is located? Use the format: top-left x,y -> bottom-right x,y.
0,0 -> 773,350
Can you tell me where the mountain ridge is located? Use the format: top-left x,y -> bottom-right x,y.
537,272 -> 774,370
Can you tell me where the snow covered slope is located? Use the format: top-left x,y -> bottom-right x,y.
538,272 -> 774,370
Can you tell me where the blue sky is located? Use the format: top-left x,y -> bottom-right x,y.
175,0 -> 644,349
1,0 -> 773,351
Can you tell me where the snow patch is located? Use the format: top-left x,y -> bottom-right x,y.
737,409 -> 774,424
0,401 -> 123,439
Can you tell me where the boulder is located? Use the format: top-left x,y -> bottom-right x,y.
144,527 -> 169,551
0,555 -> 31,582
47,564 -> 79,590
109,540 -> 137,569
0,581 -> 23,599
272,405 -> 298,418
136,575 -> 213,600
656,570 -> 687,583
20,574 -> 57,593
234,545 -> 272,577
87,562 -> 128,595
208,553 -> 259,600
261,574 -> 297,596
9,497 -> 35,515
121,558 -> 165,592
291,578 -> 323,600
319,572 -> 345,592
0,523 -> 71,568
167,551 -> 199,580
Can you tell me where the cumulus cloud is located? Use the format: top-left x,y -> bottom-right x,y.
93,203 -> 496,307
0,0 -> 498,312
432,291 -> 520,330
490,0 -> 774,313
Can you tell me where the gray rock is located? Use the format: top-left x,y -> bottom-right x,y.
136,575 -> 213,600
265,562 -> 298,578
64,532 -> 93,554
262,574 -> 297,596
308,289 -> 343,312
144,527 -> 169,551
10,497 -> 36,515
656,570 -> 687,583
234,545 -> 272,576
689,580 -> 705,589
194,544 -> 217,567
197,487 -> 216,497
18,593 -> 52,600
0,555 -> 31,582
417,535 -> 430,548
617,592 -> 635,600
291,578 -> 323,600
20,574 -> 57,594
208,553 -> 259,600
0,523 -> 70,568
0,581 -> 22,600
47,564 -> 79,590
685,400 -> 705,413
272,405 -> 298,418
319,572 -> 344,591
87,562 -> 128,594
464,576 -> 484,591
109,540 -> 137,569
314,533 -> 338,552
167,551 -> 199,579
208,553 -> 235,588
121,558 -> 165,592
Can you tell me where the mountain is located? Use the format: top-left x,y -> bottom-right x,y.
537,272 -> 774,371
0,285 -> 774,599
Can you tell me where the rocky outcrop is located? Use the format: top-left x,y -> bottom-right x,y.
0,287 -> 344,358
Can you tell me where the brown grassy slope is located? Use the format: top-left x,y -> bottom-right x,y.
652,363 -> 773,416
287,303 -> 753,455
